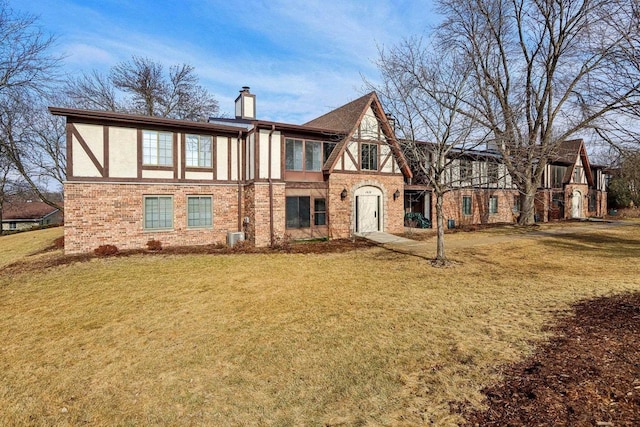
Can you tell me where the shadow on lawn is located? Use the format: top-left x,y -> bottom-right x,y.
537,229 -> 640,258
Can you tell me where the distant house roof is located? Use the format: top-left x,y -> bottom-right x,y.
2,201 -> 61,222
550,139 -> 584,164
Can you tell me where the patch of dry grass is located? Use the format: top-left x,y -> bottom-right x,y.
0,227 -> 63,269
1,224 -> 639,426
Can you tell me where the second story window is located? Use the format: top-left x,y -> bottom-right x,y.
305,141 -> 322,171
487,162 -> 499,183
550,165 -> 567,188
573,166 -> 583,183
361,143 -> 378,171
186,134 -> 212,167
286,139 -> 327,171
286,139 -> 303,170
143,130 -> 173,166
460,159 -> 473,181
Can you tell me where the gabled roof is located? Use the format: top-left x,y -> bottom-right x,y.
550,139 -> 594,186
2,201 -> 61,221
304,93 -> 373,132
305,92 -> 412,178
550,139 -> 584,164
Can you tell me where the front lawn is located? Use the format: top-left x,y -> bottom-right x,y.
1,224 -> 638,425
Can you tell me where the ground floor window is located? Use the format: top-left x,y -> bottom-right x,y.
144,196 -> 173,230
489,196 -> 498,214
314,198 -> 326,226
187,196 -> 212,228
9,222 -> 16,230
462,196 -> 472,216
589,192 -> 597,211
286,196 -> 310,228
513,194 -> 521,212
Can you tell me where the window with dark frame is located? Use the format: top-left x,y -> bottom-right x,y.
487,162 -> 499,183
143,130 -> 173,166
285,139 -> 303,170
285,139 -> 330,171
573,166 -> 583,183
589,192 -> 597,211
489,196 -> 498,214
323,142 -> 337,163
187,196 -> 213,228
514,194 -> 521,212
186,134 -> 212,168
144,196 -> 173,230
550,165 -> 567,188
305,141 -> 322,171
286,196 -> 310,228
460,159 -> 473,181
361,143 -> 378,171
314,198 -> 326,226
462,195 -> 472,216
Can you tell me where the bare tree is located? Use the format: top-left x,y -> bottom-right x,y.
0,92 -> 62,210
436,0 -> 640,224
372,38 -> 488,264
0,144 -> 13,234
607,149 -> 640,208
0,1 -> 61,209
66,56 -> 219,121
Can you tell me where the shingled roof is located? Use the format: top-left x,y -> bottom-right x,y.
2,201 -> 60,221
303,92 -> 411,178
551,139 -> 584,164
304,92 -> 374,133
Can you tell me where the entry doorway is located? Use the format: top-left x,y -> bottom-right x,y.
355,186 -> 383,233
571,190 -> 583,218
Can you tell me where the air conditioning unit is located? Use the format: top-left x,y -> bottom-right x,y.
227,231 -> 245,247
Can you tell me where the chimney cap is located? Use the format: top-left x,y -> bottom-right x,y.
240,86 -> 250,93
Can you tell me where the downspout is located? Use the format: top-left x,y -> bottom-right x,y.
268,124 -> 276,246
237,130 -> 243,233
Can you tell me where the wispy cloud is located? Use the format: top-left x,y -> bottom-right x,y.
13,0 -> 439,122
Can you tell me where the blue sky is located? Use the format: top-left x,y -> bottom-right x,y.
12,0 -> 440,124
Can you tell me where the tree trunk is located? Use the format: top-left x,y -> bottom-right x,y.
435,191 -> 446,263
518,184 -> 537,225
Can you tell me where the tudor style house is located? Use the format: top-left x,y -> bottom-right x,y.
403,139 -> 609,227
51,88 -> 608,254
50,89 -> 411,254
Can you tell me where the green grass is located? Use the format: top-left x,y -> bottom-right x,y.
1,224 -> 639,426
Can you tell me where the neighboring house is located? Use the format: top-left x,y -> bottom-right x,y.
1,201 -> 63,232
50,89 -> 411,254
404,145 -> 520,228
536,139 -> 609,221
404,139 -> 608,227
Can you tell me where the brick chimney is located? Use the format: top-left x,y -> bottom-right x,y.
235,86 -> 256,120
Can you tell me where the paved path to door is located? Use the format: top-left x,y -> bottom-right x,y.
357,220 -> 637,259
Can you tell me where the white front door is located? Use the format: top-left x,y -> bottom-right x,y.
571,190 -> 582,218
357,195 -> 380,232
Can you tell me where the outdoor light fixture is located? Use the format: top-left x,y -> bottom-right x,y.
393,189 -> 401,201
340,188 -> 348,200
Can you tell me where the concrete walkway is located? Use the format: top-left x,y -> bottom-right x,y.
357,220 -> 637,259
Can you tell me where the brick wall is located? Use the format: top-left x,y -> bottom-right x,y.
327,173 -> 405,238
248,182 -> 286,247
64,182 -> 242,254
439,189 -> 520,227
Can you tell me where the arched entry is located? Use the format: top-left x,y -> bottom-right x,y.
355,185 -> 383,232
571,190 -> 583,218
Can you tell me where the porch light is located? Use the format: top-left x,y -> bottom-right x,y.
340,188 -> 348,200
393,189 -> 401,201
